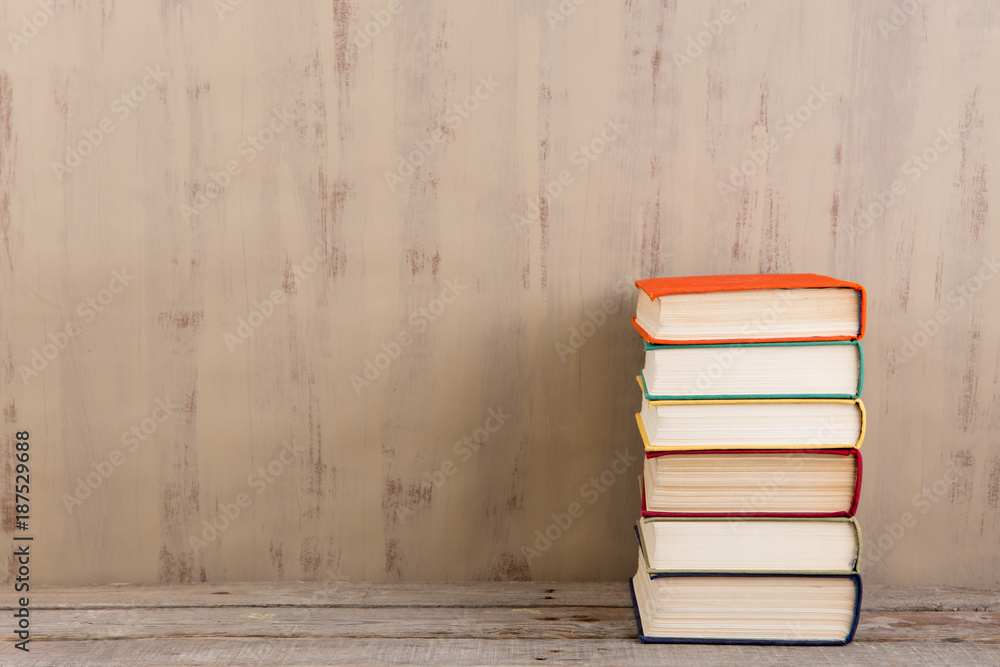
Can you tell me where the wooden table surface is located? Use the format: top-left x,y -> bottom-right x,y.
2,582 -> 997,665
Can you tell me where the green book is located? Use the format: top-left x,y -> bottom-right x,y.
639,340 -> 863,400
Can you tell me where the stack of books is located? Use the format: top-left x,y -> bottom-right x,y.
628,274 -> 866,645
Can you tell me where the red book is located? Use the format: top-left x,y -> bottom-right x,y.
633,273 -> 866,345
640,448 -> 862,518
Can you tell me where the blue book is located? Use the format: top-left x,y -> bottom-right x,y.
629,571 -> 861,645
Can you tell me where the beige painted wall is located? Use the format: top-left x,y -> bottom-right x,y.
0,0 -> 997,585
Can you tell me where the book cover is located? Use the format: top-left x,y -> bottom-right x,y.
633,273 -> 866,345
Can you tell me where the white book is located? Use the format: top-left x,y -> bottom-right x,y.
631,550 -> 860,644
635,517 -> 861,573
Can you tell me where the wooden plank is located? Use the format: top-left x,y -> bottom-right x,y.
10,605 -> 1000,643
857,612 -> 1000,643
862,585 -> 1000,612
13,638 -> 1000,667
25,605 -> 635,641
22,582 -> 630,609
19,582 -> 1000,612
11,584 -> 1000,665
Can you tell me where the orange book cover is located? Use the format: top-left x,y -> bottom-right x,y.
633,273 -> 866,345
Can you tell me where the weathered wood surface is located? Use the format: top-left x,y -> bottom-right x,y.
18,607 -> 1000,643
14,582 -> 1000,612
863,585 -> 1000,612
31,606 -> 636,641
20,582 -> 631,609
4,583 -> 1000,665
13,638 -> 1000,667
1,1 -> 999,587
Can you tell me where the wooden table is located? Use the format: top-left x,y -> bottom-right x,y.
8,583 -> 1000,665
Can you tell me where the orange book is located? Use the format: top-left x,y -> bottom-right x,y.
633,273 -> 866,345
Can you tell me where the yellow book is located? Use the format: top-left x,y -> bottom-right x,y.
635,377 -> 865,452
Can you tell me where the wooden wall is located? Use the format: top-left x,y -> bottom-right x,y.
1,0 -> 997,585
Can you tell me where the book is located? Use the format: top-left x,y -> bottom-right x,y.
641,449 -> 862,517
635,377 -> 866,451
630,554 -> 862,645
634,518 -> 861,574
640,340 -> 863,400
632,273 -> 866,345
